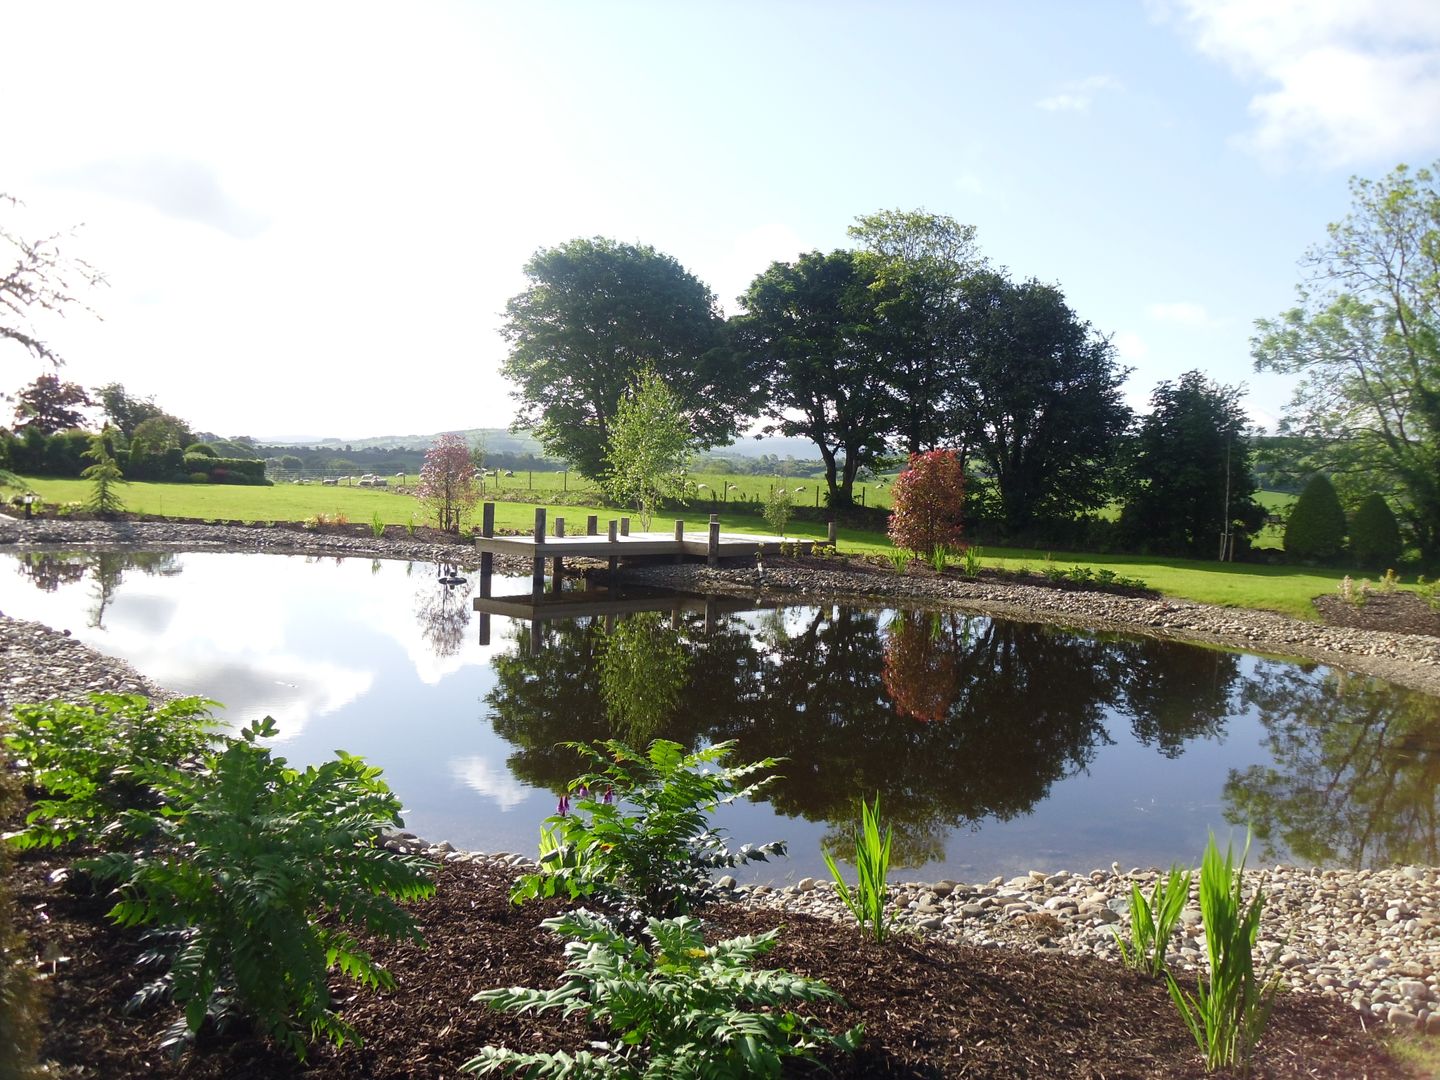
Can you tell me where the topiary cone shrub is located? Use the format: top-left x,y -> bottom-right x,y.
887,450 -> 965,558
1350,493 -> 1403,569
1283,475 -> 1347,562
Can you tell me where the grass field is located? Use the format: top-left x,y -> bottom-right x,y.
12,475 -> 1382,621
461,469 -> 894,509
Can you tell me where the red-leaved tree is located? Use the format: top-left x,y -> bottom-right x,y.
887,449 -> 965,556
882,610 -> 961,723
417,433 -> 480,532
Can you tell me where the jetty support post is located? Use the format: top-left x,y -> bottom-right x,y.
707,514 -> 720,567
586,515 -> 598,535
620,517 -> 630,536
607,520 -> 619,578
532,507 -> 546,597
673,519 -> 684,564
551,517 -> 566,589
479,502 -> 495,598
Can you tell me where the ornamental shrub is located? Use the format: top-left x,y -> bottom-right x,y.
1283,475 -> 1347,562
887,450 -> 965,557
183,442 -> 218,458
1350,493 -> 1402,569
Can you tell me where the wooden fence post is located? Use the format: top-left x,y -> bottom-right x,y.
707,513 -> 720,567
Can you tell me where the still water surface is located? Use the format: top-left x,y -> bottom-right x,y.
3,550 -> 1436,881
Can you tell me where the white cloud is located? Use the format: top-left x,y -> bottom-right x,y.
1036,75 -> 1122,113
1113,330 -> 1149,361
1147,301 -> 1214,326
1169,0 -> 1440,165
449,755 -> 533,811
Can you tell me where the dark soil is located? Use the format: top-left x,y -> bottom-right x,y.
11,852 -> 1416,1079
1313,589 -> 1440,639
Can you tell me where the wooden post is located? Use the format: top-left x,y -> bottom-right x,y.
707,513 -> 720,567
704,597 -> 717,635
620,517 -> 630,536
529,619 -> 543,654
478,612 -> 491,646
479,502 -> 495,598
673,519 -> 684,564
827,519 -> 837,547
552,517 -> 565,586
532,507 -> 546,596
586,515 -> 598,535
608,519 -> 619,577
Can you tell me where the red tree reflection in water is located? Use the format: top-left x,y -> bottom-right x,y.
882,611 -> 969,723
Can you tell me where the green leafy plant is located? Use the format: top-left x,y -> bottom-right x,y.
84,716 -> 435,1060
1378,567 -> 1400,593
886,550 -> 912,574
1418,575 -> 1440,611
822,794 -> 895,944
763,484 -> 794,536
1166,835 -> 1278,1076
81,427 -> 127,516
369,511 -> 386,539
511,739 -> 785,919
1337,574 -> 1369,607
2,694 -> 220,850
1115,866 -> 1193,977
463,911 -> 861,1078
961,544 -> 983,576
405,513 -> 417,537
929,544 -> 950,572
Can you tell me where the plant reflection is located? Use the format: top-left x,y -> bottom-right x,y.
15,551 -> 183,628
1225,663 -> 1440,867
413,567 -> 473,657
485,600 -> 1259,869
598,612 -> 691,744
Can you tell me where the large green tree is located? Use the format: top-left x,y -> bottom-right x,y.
501,238 -> 756,479
847,209 -> 986,456
1253,162 -> 1440,565
93,383 -> 167,441
11,373 -> 93,434
1120,370 -> 1264,558
734,250 -> 892,508
949,272 -> 1131,534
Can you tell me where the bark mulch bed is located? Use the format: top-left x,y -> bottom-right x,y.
13,853 -> 1416,1079
1313,589 -> 1440,640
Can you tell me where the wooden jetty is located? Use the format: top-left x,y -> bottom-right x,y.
472,504 -> 837,594
469,503 -> 836,649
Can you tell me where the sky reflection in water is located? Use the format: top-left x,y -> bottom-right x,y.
3,550 -> 1435,882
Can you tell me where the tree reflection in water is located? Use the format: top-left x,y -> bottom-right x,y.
1225,663 -> 1440,867
14,551 -> 183,628
483,601 -> 1258,869
413,569 -> 473,657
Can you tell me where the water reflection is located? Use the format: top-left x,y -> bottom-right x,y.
15,551 -> 183,628
414,567 -> 473,657
1225,663 -> 1440,867
484,605 -> 1259,868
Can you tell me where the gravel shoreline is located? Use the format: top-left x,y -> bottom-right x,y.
1,517 -> 1437,1033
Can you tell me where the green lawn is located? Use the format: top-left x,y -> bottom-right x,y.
13,476 -> 1383,620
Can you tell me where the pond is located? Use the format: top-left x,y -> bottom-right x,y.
3,550 -> 1437,882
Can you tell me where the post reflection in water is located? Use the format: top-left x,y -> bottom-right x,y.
484,602 -> 1271,870
1225,663 -> 1440,868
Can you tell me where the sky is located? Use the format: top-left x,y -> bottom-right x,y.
4,0 -> 1440,443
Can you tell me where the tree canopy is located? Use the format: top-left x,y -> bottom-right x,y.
11,373 -> 93,434
847,209 -> 986,456
1120,371 -> 1263,558
602,370 -> 696,529
949,272 -> 1131,534
501,238 -> 758,480
734,250 -> 893,508
1254,161 -> 1440,564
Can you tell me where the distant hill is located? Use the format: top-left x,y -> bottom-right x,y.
265,428 -> 823,462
